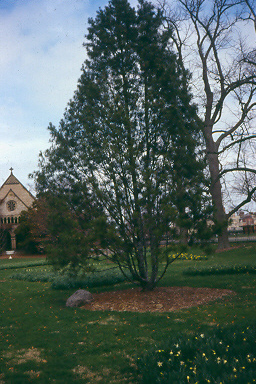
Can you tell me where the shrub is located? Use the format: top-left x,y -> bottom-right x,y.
137,326 -> 256,383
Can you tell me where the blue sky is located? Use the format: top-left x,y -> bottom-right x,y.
0,0 -> 114,190
1,0 -> 254,212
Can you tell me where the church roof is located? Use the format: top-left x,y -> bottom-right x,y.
0,188 -> 30,209
3,173 -> 20,185
0,168 -> 35,201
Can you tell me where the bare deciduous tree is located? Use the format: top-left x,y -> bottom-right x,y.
161,0 -> 256,248
242,0 -> 256,31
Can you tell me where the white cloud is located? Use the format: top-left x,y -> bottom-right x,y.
1,0 -> 145,188
0,0 -> 90,116
0,0 -> 105,186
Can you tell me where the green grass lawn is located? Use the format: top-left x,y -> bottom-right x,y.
0,245 -> 255,383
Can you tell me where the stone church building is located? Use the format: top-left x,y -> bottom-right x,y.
0,169 -> 35,250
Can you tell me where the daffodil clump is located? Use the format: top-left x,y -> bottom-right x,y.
184,264 -> 256,276
137,326 -> 256,383
170,253 -> 208,261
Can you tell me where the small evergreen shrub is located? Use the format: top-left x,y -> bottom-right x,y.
137,326 -> 256,383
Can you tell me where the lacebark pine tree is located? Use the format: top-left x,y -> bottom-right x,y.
162,0 -> 256,249
34,0 -> 208,290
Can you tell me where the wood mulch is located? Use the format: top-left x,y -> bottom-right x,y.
82,286 -> 235,313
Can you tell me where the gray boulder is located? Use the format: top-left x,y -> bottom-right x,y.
66,289 -> 93,307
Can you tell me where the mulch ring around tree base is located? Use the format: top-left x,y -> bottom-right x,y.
82,286 -> 235,313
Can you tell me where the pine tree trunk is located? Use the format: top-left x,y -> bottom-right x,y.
180,227 -> 189,245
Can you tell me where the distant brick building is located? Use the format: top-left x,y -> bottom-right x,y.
239,212 -> 256,234
228,211 -> 256,234
0,169 -> 35,250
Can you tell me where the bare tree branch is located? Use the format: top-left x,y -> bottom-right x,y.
218,134 -> 256,153
227,186 -> 256,217
218,167 -> 256,179
161,0 -> 256,248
